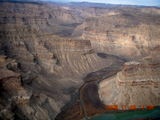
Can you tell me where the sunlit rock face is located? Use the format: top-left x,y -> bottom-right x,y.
74,8 -> 160,59
0,2 -> 118,119
0,1 -> 160,120
98,58 -> 160,110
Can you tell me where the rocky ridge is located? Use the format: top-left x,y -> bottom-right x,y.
99,57 -> 160,110
0,1 -> 160,120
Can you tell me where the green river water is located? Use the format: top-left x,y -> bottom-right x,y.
89,108 -> 160,120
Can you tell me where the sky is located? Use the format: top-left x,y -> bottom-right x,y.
49,0 -> 160,7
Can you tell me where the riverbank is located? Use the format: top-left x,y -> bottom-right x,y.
55,59 -> 124,120
89,107 -> 160,120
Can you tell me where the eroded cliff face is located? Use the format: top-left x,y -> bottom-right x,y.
0,2 -> 122,119
99,57 -> 160,110
74,7 -> 160,59
0,1 -> 160,120
0,55 -> 32,119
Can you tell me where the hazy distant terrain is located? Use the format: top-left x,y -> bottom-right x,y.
0,1 -> 160,120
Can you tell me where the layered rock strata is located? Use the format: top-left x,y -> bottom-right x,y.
99,59 -> 160,110
0,1 -> 160,120
0,55 -> 31,119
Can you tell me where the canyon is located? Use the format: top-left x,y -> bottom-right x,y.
0,1 -> 160,120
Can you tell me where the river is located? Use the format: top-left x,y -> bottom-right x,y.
90,108 -> 160,120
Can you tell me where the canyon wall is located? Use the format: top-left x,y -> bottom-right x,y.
0,1 -> 160,120
74,7 -> 160,59
99,58 -> 160,110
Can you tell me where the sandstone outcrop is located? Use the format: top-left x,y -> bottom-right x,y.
74,7 -> 160,59
99,58 -> 160,110
0,1 -> 160,120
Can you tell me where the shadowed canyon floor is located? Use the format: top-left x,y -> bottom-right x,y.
0,1 -> 160,120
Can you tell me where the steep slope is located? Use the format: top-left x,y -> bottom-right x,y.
73,7 -> 160,59
0,2 -> 124,119
99,56 -> 160,110
0,1 -> 160,120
